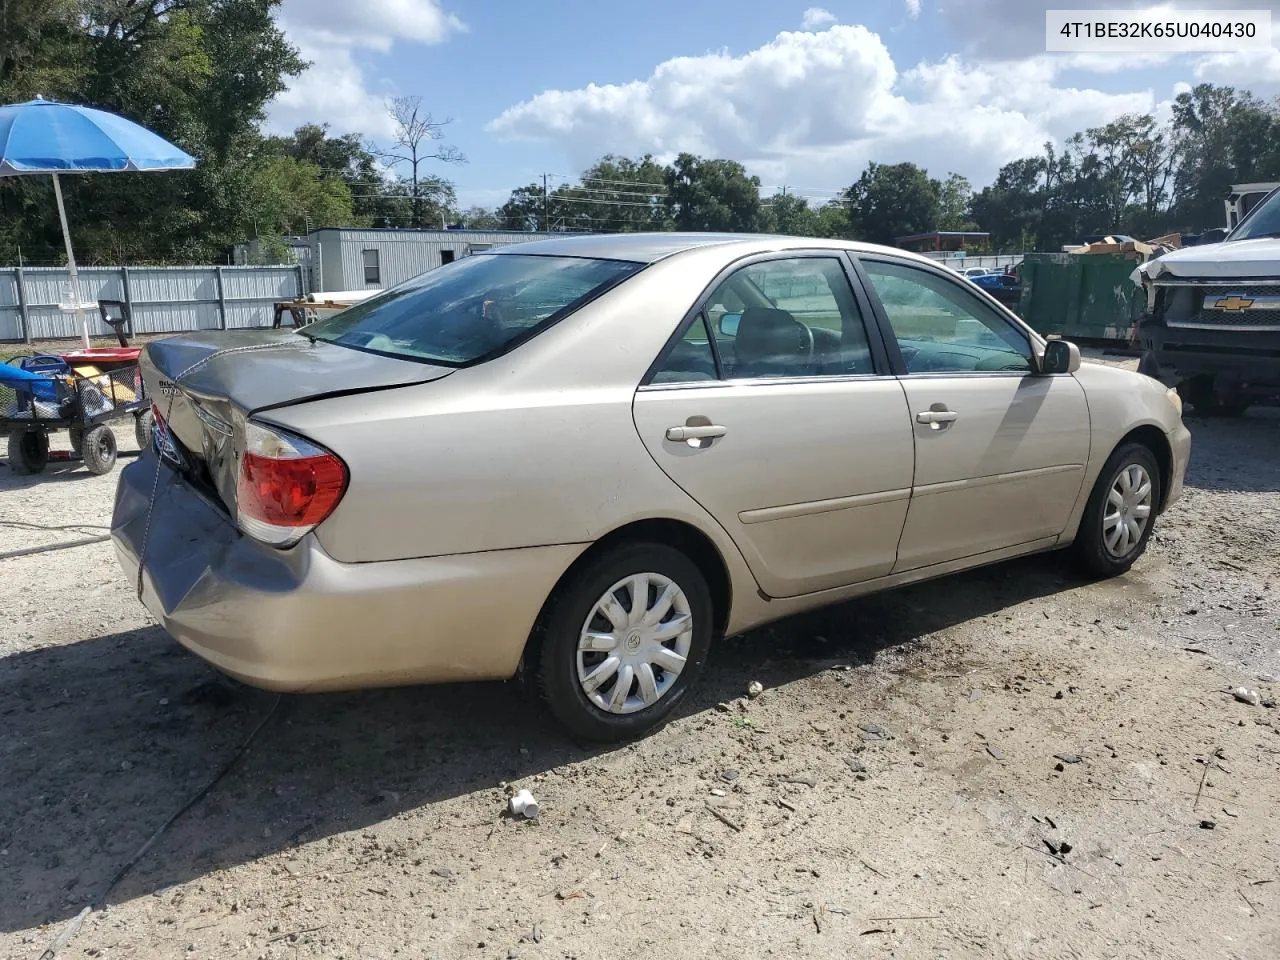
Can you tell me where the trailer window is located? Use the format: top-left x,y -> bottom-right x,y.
362,249 -> 381,285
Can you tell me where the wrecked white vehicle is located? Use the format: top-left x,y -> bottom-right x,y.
1133,186 -> 1280,415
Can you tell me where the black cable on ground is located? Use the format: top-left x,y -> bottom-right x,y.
0,534 -> 112,560
36,693 -> 284,960
99,692 -> 284,904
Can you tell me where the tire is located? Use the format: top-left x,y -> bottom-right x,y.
134,410 -> 155,451
6,430 -> 49,475
1176,375 -> 1244,416
68,428 -> 84,455
1073,442 -> 1163,578
534,542 -> 714,742
82,424 -> 118,475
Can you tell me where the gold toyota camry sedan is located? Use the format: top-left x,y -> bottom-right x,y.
112,234 -> 1191,741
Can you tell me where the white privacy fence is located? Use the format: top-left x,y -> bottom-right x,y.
0,264 -> 305,342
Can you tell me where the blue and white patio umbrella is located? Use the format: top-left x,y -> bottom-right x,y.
0,97 -> 196,347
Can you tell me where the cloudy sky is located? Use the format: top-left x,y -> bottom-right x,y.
265,0 -> 1280,209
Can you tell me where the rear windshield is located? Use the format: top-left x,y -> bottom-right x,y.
304,254 -> 642,365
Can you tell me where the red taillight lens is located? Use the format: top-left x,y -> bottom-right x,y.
236,422 -> 347,546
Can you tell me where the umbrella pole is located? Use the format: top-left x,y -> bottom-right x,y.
51,172 -> 91,350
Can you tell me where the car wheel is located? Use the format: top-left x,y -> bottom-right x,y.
7,430 -> 49,475
68,427 -> 85,455
535,542 -> 713,742
82,424 -> 118,475
1074,442 -> 1162,578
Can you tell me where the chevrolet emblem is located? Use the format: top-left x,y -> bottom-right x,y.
1214,295 -> 1255,312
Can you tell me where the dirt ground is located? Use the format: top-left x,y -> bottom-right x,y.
1,364 -> 1278,960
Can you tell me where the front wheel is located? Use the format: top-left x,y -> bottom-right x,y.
534,543 -> 713,742
1073,442 -> 1162,578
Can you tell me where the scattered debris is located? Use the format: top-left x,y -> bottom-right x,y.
986,745 -> 1006,761
747,680 -> 764,699
719,768 -> 739,783
783,772 -> 818,788
705,803 -> 742,833
968,687 -> 983,702
1054,753 -> 1083,764
845,757 -> 868,774
858,723 -> 891,741
1200,819 -> 1216,830
1233,687 -> 1261,706
509,788 -> 540,820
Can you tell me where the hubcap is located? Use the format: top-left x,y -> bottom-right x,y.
1102,463 -> 1153,558
576,572 -> 693,715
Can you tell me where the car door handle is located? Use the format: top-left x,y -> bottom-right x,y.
666,424 -> 727,441
916,410 -> 959,425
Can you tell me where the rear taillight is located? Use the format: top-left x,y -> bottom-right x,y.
236,421 -> 347,547
151,402 -> 183,467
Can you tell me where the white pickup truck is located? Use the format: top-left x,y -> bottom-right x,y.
1133,184 -> 1280,415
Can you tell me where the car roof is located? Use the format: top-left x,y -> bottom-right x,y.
489,231 -> 943,266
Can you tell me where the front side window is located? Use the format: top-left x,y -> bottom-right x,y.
860,260 -> 1033,374
306,254 -> 641,365
679,257 -> 874,381
362,249 -> 381,285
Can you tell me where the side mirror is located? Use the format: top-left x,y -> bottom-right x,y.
717,313 -> 741,337
1041,339 -> 1081,375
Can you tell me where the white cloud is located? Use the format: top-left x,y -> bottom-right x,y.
801,7 -> 837,29
265,0 -> 463,137
487,24 -> 1157,194
1194,47 -> 1280,88
905,0 -> 922,18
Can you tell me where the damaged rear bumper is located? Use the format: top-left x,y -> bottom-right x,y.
111,450 -> 584,691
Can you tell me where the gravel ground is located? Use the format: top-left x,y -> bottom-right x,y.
1,374 -> 1278,960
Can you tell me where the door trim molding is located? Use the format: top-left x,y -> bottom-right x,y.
739,487 -> 912,524
911,463 -> 1082,498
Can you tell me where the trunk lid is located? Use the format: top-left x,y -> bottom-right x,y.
142,329 -> 453,518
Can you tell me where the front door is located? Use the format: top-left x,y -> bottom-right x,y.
856,257 -> 1090,572
633,255 -> 916,598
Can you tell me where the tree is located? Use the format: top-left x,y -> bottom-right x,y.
500,182 -> 558,231
554,155 -> 670,232
937,173 -> 975,231
760,191 -> 822,236
843,162 -> 939,244
0,0 -> 306,264
374,96 -> 464,229
663,153 -> 761,232
250,155 -> 354,236
462,206 -> 502,229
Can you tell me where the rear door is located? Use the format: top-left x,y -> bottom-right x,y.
632,253 -> 916,599
853,255 -> 1090,572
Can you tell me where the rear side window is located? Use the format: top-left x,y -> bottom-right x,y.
306,254 -> 641,365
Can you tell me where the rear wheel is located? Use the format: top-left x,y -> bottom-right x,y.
82,424 -> 118,475
6,430 -> 49,475
134,410 -> 154,451
68,427 -> 85,455
1074,442 -> 1162,578
535,543 -> 713,742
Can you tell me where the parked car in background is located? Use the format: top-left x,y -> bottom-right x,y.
112,234 -> 1189,741
969,269 -> 1022,309
1134,185 -> 1280,414
961,266 -> 991,277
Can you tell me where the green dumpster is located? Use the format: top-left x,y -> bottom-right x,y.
1018,253 -> 1145,344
